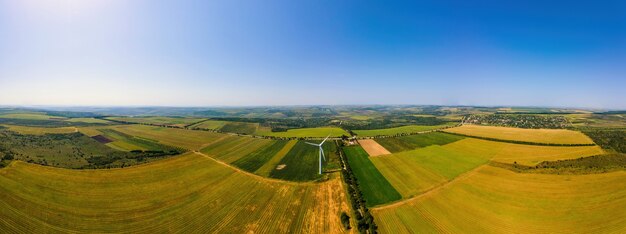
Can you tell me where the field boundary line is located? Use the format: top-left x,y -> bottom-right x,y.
371,164 -> 487,211
193,151 -> 320,186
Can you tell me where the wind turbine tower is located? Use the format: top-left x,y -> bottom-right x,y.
305,135 -> 331,174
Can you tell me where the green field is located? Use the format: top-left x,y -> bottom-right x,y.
255,140 -> 298,176
343,146 -> 401,206
65,118 -> 111,124
200,136 -> 273,163
219,121 -> 259,134
189,120 -> 228,130
99,129 -> 180,152
269,140 -> 336,181
255,127 -> 349,138
110,125 -> 225,150
353,124 -> 454,137
106,116 -> 206,127
370,139 -> 497,198
232,140 -> 289,172
374,132 -> 465,153
373,165 -> 626,233
0,153 -> 352,233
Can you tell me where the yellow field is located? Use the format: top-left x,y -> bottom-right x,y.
490,144 -> 604,166
109,125 -> 226,150
0,113 -> 63,120
444,124 -> 594,144
0,153 -> 352,233
1,125 -> 77,135
200,135 -> 273,163
373,165 -> 626,233
77,127 -> 104,137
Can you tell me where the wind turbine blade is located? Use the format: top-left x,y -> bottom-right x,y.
320,147 -> 326,161
305,142 -> 320,146
320,134 -> 331,145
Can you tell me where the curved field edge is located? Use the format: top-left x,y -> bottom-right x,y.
0,153 -> 352,233
444,125 -> 594,145
372,165 -> 626,233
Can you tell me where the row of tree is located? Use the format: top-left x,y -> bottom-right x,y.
337,141 -> 378,233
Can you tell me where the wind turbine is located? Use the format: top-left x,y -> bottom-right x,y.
306,135 -> 331,174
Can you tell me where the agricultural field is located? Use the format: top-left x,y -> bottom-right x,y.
1,125 -> 77,135
65,117 -> 111,124
0,113 -> 64,120
444,124 -> 594,145
370,139 -> 497,198
353,124 -> 454,137
106,116 -> 206,127
256,127 -> 350,138
342,146 -> 401,206
374,132 -> 465,153
358,139 -> 391,156
269,140 -> 337,181
188,119 -> 228,130
0,153 -> 353,233
109,125 -> 225,150
220,121 -> 259,134
232,140 -> 290,172
200,136 -> 273,163
373,165 -> 626,233
255,140 -> 298,176
98,129 -> 181,152
369,138 -> 606,198
0,127 -> 180,169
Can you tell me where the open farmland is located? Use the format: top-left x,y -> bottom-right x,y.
98,129 -> 180,152
370,138 -> 606,198
370,139 -> 498,198
374,132 -> 465,153
269,140 -> 336,181
0,113 -> 64,120
255,140 -> 298,176
65,118 -> 112,124
373,165 -> 626,233
109,125 -> 225,150
106,116 -> 206,127
1,125 -> 77,135
444,124 -> 594,145
219,121 -> 259,134
189,120 -> 228,130
232,140 -> 290,172
358,139 -> 391,156
0,153 -> 353,233
200,135 -> 273,163
256,127 -> 349,138
343,146 -> 401,206
353,124 -> 454,137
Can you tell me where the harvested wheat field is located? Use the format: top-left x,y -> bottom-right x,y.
444,124 -> 594,145
0,153 -> 353,233
373,165 -> 626,233
359,139 -> 392,156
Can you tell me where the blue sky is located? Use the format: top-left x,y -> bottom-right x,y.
1,0 -> 625,109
